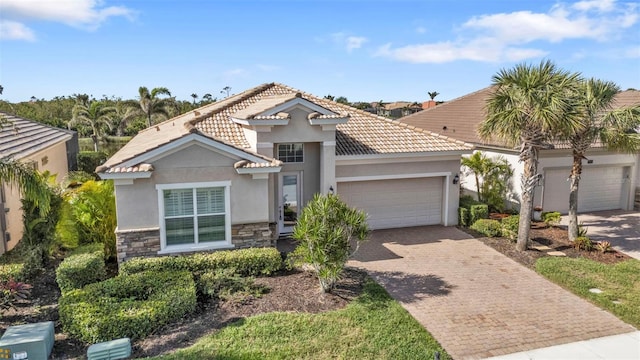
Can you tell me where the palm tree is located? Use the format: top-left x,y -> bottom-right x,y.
461,152 -> 491,202
428,91 -> 440,100
138,86 -> 171,127
71,101 -> 114,151
190,93 -> 198,106
109,100 -> 141,137
564,79 -> 640,241
479,61 -> 583,251
220,86 -> 231,98
0,158 -> 50,216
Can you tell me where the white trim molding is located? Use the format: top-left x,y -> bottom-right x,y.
335,172 -> 451,183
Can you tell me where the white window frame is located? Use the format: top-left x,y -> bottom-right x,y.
277,143 -> 304,163
156,181 -> 233,254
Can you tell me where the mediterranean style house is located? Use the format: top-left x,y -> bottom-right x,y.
97,83 -> 472,262
400,88 -> 640,214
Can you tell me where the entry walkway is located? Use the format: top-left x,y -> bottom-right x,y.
349,226 -> 636,359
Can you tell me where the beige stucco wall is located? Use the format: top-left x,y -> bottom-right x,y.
3,141 -> 70,253
114,143 -> 270,231
257,108 -> 335,145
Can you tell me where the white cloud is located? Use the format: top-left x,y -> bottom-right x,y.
0,0 -> 135,40
0,20 -> 35,41
331,32 -> 368,52
376,0 -> 638,63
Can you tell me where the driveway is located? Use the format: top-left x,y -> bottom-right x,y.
561,210 -> 640,260
349,226 -> 636,359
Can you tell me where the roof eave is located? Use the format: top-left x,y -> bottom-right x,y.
230,117 -> 289,126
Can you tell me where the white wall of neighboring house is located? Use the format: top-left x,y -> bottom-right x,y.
2,141 -> 70,253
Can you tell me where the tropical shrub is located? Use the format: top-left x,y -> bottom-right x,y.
596,241 -> 612,253
119,247 -> 282,277
501,215 -> 520,242
574,236 -> 594,251
458,207 -> 470,227
292,193 -> 368,293
541,211 -> 561,227
0,263 -> 25,282
470,219 -> 502,237
470,204 -> 489,225
0,279 -> 31,312
56,244 -> 106,293
59,271 -> 196,343
461,153 -> 514,212
20,173 -> 63,256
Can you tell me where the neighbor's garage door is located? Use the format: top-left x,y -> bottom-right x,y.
543,167 -> 624,214
337,177 -> 443,230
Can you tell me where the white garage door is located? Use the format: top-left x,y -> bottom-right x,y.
543,167 -> 624,214
337,177 -> 443,230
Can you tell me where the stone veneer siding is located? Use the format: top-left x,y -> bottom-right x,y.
115,222 -> 276,263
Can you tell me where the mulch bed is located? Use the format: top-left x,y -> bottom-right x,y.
472,220 -> 632,269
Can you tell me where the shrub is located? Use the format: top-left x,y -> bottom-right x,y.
458,207 -> 470,227
59,271 -> 196,343
541,211 -> 561,227
0,264 -> 25,282
0,279 -> 31,312
470,204 -> 489,225
119,247 -> 282,277
292,194 -> 368,293
470,219 -> 502,237
198,268 -> 268,302
76,151 -> 107,177
459,195 -> 482,209
501,215 -> 520,242
56,244 -> 106,293
596,241 -> 612,253
574,236 -> 594,251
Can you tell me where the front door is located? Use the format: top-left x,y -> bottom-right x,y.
279,172 -> 302,234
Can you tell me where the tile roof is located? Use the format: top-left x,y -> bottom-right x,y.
400,88 -> 640,150
0,112 -> 74,161
104,163 -> 154,174
100,83 -> 472,173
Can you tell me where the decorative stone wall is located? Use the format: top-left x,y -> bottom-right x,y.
115,222 -> 277,263
231,222 -> 276,248
115,227 -> 161,263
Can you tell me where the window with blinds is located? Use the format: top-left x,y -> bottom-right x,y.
163,187 -> 227,246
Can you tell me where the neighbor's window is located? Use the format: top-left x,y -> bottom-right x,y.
277,143 -> 304,163
158,182 -> 231,250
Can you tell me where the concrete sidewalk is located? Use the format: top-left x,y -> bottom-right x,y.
350,226 -> 636,359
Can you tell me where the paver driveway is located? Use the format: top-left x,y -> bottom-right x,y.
349,226 -> 635,359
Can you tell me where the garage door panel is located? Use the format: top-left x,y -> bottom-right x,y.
337,177 -> 443,230
543,167 -> 623,213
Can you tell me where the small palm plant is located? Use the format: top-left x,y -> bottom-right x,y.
292,194 -> 368,293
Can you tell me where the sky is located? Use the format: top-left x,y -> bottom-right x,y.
0,0 -> 639,103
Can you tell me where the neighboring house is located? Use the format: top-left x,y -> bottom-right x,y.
0,112 -> 79,254
400,87 -> 640,214
97,83 -> 472,263
371,101 -> 423,119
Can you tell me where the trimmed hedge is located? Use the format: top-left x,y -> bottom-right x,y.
119,247 -> 282,277
458,207 -> 470,227
470,219 -> 502,237
77,151 -> 107,175
56,244 -> 106,293
59,271 -> 196,343
470,204 -> 489,225
501,215 -> 520,242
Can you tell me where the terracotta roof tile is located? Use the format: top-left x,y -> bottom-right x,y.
400,88 -> 640,150
104,163 -> 154,174
100,83 -> 472,173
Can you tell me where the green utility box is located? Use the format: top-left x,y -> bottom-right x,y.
87,338 -> 131,360
0,321 -> 54,360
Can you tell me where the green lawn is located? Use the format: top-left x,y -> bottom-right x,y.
536,257 -> 640,328
149,279 -> 449,360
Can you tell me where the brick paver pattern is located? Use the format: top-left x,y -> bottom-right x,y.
349,226 -> 636,360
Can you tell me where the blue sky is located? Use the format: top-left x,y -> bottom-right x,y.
0,0 -> 639,103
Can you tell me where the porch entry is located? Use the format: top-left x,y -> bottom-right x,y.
279,172 -> 302,234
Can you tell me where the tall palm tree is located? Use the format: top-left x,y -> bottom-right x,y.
110,100 -> 141,137
191,93 -> 199,106
138,86 -> 171,128
564,79 -> 640,241
479,61 -> 583,251
428,91 -> 440,100
71,101 -> 114,151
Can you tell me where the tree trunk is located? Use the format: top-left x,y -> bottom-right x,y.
568,151 -> 583,241
516,148 -> 539,251
475,174 -> 481,202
